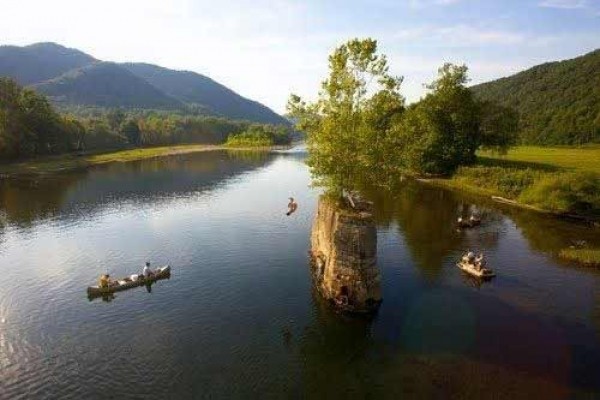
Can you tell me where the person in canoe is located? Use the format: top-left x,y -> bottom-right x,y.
286,197 -> 298,216
143,262 -> 154,279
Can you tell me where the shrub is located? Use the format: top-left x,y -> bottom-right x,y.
518,172 -> 600,214
225,131 -> 273,147
453,166 -> 542,198
559,249 -> 600,266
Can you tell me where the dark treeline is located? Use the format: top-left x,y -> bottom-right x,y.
0,77 -> 291,161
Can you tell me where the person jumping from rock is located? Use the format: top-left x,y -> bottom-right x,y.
286,197 -> 298,216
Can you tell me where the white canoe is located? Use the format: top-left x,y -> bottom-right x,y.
456,261 -> 495,279
87,266 -> 171,297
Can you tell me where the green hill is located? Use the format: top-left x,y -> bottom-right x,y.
0,42 -> 96,85
0,42 -> 287,125
122,63 -> 288,125
471,49 -> 600,145
32,62 -> 183,109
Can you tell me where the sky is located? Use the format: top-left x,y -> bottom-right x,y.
2,0 -> 600,114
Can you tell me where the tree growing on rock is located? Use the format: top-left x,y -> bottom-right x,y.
287,38 -> 404,195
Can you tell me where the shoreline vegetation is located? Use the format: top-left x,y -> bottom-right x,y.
225,125 -> 291,148
420,145 -> 600,224
0,144 -> 285,178
0,77 -> 294,177
0,77 -> 293,166
559,249 -> 600,267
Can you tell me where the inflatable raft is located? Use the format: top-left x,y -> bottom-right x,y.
456,261 -> 495,279
457,217 -> 481,229
87,266 -> 171,297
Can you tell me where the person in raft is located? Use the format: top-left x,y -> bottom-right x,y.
143,262 -> 154,278
475,254 -> 487,271
286,197 -> 298,216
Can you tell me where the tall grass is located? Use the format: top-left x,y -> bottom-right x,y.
559,249 -> 600,266
448,155 -> 600,216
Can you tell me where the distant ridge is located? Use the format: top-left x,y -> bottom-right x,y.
0,42 -> 95,85
0,42 -> 287,125
122,63 -> 286,124
471,49 -> 600,145
33,62 -> 182,109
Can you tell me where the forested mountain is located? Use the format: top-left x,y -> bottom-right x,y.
33,62 -> 183,109
471,49 -> 600,145
122,63 -> 288,124
0,42 -> 96,85
0,42 -> 286,124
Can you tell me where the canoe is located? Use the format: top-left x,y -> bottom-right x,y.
457,220 -> 481,229
87,266 -> 171,297
456,261 -> 495,279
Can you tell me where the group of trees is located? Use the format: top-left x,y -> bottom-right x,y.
288,38 -> 518,194
0,77 -> 82,159
0,77 -> 292,160
226,124 -> 292,147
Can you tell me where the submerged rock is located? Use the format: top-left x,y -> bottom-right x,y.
310,195 -> 381,313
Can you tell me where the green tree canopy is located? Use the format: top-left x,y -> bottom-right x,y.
288,40 -> 518,183
0,77 -> 75,159
287,38 -> 404,194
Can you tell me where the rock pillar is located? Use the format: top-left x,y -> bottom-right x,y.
310,195 -> 381,313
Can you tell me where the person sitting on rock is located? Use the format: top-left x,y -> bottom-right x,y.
143,262 -> 154,278
99,274 -> 111,289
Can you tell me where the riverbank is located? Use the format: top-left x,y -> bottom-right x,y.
420,146 -> 600,225
0,144 -> 282,178
559,248 -> 600,267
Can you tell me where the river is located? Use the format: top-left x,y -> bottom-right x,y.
1,148 -> 599,399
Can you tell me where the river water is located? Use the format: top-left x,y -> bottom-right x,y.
1,149 -> 599,399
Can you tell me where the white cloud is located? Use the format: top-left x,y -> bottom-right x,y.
387,24 -> 526,46
539,0 -> 587,9
408,0 -> 461,8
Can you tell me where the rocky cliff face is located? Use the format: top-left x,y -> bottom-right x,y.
310,195 -> 381,313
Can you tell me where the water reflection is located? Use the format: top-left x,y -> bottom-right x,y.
1,148 -> 600,398
298,287 -> 376,397
0,150 -> 275,228
0,172 -> 87,227
360,181 -> 504,281
361,179 -> 600,278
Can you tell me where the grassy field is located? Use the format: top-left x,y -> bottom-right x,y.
479,145 -> 600,174
0,144 -> 226,177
